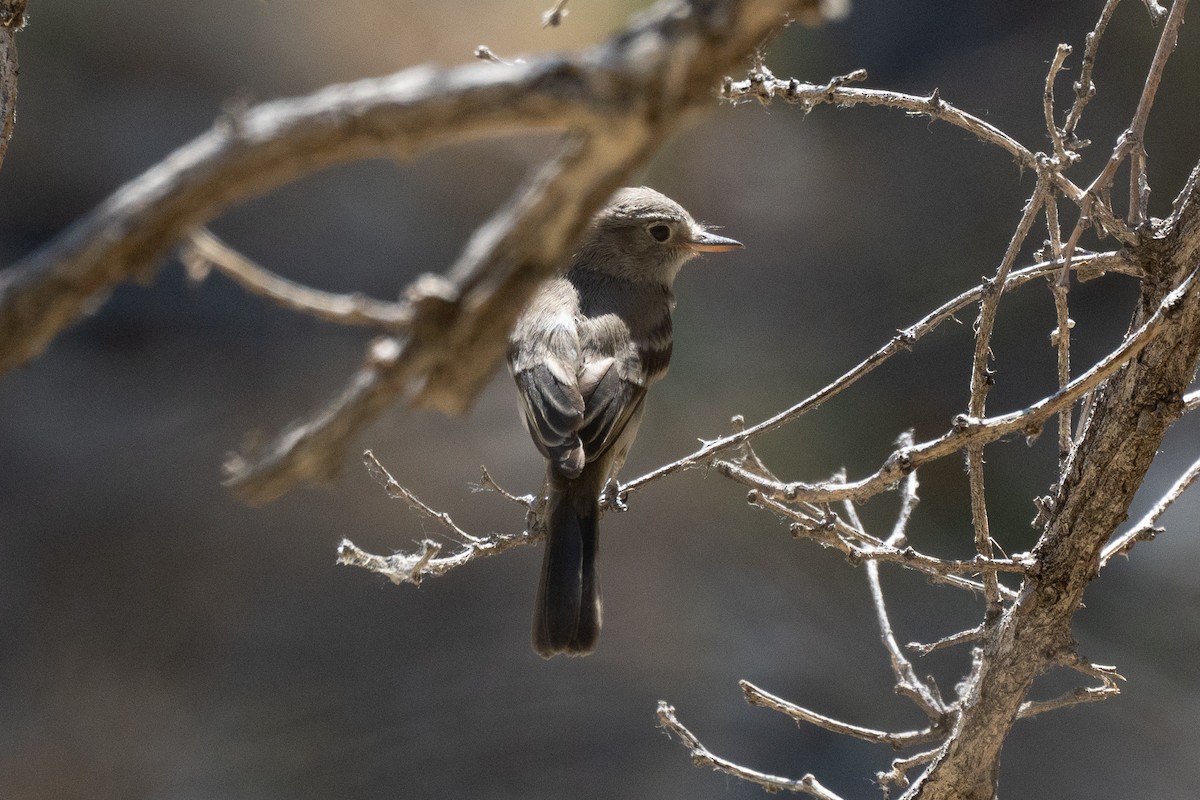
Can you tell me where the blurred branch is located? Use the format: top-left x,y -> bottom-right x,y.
181,228 -> 413,331
0,0 -> 807,504
541,0 -> 569,28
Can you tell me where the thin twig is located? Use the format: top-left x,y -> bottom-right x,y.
363,450 -> 476,540
967,179 -> 1052,618
1100,452 -> 1200,566
1125,0 -> 1190,225
181,228 -> 413,331
837,463 -> 947,717
877,749 -> 941,792
656,702 -> 847,799
1017,684 -> 1120,720
740,680 -> 943,749
888,435 -> 922,545
1046,197 -> 1075,468
1043,43 -> 1074,164
1062,0 -> 1122,146
864,561 -> 947,713
472,464 -> 537,507
907,625 -> 985,657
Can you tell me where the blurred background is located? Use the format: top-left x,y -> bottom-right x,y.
1,1 -> 1199,798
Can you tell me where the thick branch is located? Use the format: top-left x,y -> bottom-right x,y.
908,172 -> 1200,799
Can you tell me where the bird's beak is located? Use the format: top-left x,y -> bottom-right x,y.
688,230 -> 744,253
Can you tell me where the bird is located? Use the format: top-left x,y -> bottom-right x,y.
508,186 -> 743,657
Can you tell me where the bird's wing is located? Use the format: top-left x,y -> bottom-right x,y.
514,353 -> 587,478
575,356 -> 647,465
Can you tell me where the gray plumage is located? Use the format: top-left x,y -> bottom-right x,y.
508,186 -> 742,658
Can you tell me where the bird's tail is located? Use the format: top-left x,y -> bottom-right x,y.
533,473 -> 602,657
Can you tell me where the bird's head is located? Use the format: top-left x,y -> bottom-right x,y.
573,187 -> 743,284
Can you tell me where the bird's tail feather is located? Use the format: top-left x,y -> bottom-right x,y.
533,478 -> 601,657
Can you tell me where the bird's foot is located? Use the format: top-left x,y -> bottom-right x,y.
599,479 -> 629,513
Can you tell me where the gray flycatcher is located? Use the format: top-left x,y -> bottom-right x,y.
508,187 -> 743,658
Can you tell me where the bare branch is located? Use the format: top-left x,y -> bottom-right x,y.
656,702 -> 848,799
1100,452 -> 1200,566
362,450 -> 475,540
620,252 -> 1132,501
968,179 -> 1052,617
181,228 -> 413,331
1017,683 -> 1121,720
337,453 -> 541,585
744,487 -> 1027,586
878,749 -> 941,792
865,556 -> 949,715
1042,43 -> 1074,164
720,265 -> 1199,508
907,625 -> 985,657
740,681 -> 944,749
913,168 -> 1200,800
836,466 -> 949,717
1125,0 -> 1190,225
1045,197 -> 1076,468
1142,0 -> 1170,23
889,445 -> 922,544
723,71 -> 1135,245
1062,0 -> 1121,146
472,464 -> 537,508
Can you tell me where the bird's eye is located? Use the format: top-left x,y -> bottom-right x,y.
648,224 -> 672,242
